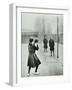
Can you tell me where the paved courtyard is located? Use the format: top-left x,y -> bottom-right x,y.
21,42 -> 63,77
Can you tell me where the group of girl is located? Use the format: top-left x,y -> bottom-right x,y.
27,38 -> 41,76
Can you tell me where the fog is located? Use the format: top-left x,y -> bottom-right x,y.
22,13 -> 63,34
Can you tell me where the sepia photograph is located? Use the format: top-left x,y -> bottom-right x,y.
21,12 -> 63,77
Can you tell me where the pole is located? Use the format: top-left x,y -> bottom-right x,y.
42,17 -> 45,37
57,16 -> 59,58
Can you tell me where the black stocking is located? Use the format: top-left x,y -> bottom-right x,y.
28,66 -> 31,74
35,65 -> 39,72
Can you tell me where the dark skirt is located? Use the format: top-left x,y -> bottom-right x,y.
44,44 -> 48,49
33,54 -> 41,66
27,53 -> 41,68
50,47 -> 54,51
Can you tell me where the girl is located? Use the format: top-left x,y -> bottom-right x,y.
33,39 -> 41,74
27,38 -> 35,76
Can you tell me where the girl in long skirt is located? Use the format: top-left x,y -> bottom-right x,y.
27,38 -> 35,76
33,39 -> 41,74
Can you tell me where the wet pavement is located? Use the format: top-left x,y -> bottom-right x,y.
21,43 -> 63,77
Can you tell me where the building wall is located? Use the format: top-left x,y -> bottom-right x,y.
21,32 -> 63,44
